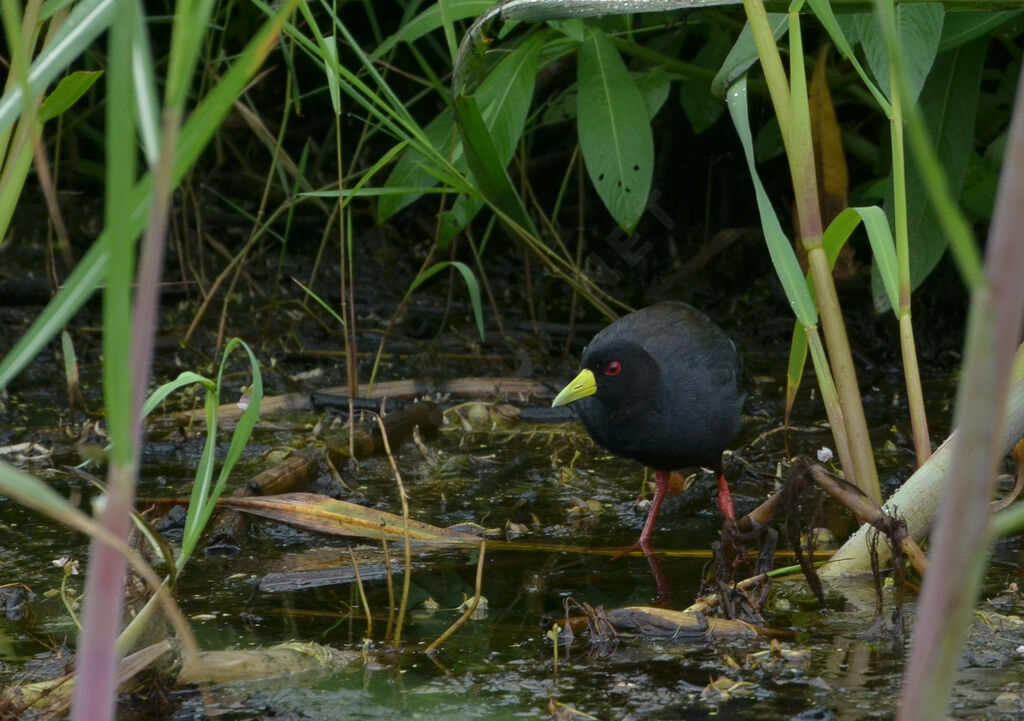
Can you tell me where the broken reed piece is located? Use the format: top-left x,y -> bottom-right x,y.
738,457 -> 929,578
204,448 -> 322,555
202,402 -> 443,556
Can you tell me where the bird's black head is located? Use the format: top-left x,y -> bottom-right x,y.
582,343 -> 659,410
551,342 -> 660,412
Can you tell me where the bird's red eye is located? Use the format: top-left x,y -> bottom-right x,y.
604,361 -> 622,376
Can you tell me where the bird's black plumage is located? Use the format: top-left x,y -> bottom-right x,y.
569,302 -> 743,472
552,302 -> 744,546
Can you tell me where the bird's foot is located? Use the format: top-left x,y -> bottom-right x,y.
607,538 -> 655,561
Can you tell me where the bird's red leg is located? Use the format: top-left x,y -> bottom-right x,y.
638,469 -> 670,547
717,472 -> 735,522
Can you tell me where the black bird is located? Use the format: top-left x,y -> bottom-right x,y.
551,302 -> 744,548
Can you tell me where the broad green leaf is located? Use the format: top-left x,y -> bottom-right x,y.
824,207 -> 898,313
937,10 -> 1021,53
375,107 -> 459,224
961,135 -> 1006,220
548,18 -> 584,42
635,66 -> 673,121
855,208 -> 899,314
475,34 -> 541,168
853,3 -> 944,104
377,33 -> 543,225
541,84 -> 577,126
678,28 -> 730,135
753,116 -> 784,163
872,37 -> 986,310
541,68 -> 673,127
442,32 -> 542,241
711,13 -> 787,99
37,70 -> 102,121
410,260 -> 486,340
726,77 -> 816,326
577,26 -> 653,232
805,0 -> 890,115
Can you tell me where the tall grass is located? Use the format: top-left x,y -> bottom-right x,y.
0,0 -> 294,717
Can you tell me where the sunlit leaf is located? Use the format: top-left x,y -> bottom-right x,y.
37,70 -> 102,121
219,492 -> 482,544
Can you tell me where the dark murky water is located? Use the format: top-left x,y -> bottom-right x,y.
2,310 -> 1023,721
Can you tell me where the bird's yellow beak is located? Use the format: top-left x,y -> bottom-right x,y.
551,369 -> 597,407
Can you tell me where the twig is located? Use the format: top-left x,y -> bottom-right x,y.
348,546 -> 372,640
373,413 -> 413,648
425,540 -> 487,653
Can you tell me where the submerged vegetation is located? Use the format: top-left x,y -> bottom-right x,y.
1,0 -> 1023,719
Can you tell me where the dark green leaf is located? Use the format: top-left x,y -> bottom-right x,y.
453,93 -> 536,241
872,37 -> 987,310
961,134 -> 1006,220
541,68 -> 671,127
678,29 -> 730,135
577,26 -> 653,232
753,116 -> 784,163
854,3 -> 944,104
635,66 -> 673,121
807,0 -> 889,113
375,109 -> 458,224
441,35 -> 543,241
548,19 -> 584,42
378,33 -> 543,225
938,10 -> 1021,53
711,14 -> 787,99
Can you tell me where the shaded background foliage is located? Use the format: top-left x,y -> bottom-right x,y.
6,3 -> 1018,366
